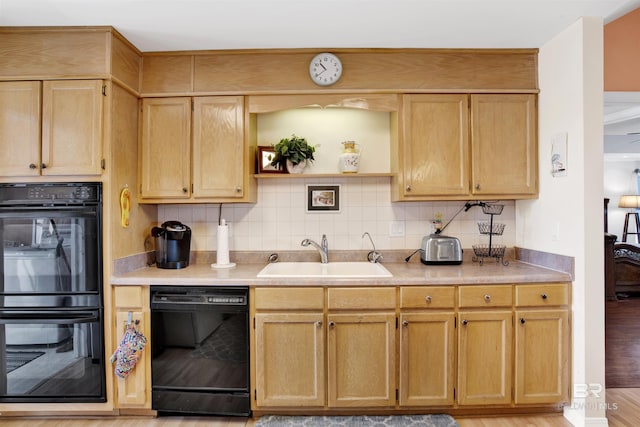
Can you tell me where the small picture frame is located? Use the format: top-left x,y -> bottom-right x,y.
307,185 -> 341,212
257,146 -> 283,173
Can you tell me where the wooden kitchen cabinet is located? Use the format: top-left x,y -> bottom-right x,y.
398,94 -> 470,198
0,80 -> 104,178
399,286 -> 456,406
253,288 -> 325,407
139,95 -> 255,203
327,287 -> 396,408
457,285 -> 513,406
113,286 -> 151,409
514,283 -> 570,404
394,93 -> 537,201
470,94 -> 537,196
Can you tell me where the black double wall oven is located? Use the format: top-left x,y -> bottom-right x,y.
0,182 -> 105,403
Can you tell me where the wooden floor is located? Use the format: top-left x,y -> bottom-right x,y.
606,295 -> 640,387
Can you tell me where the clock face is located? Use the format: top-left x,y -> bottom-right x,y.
309,53 -> 342,86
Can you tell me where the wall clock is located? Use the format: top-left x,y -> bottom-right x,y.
309,52 -> 342,86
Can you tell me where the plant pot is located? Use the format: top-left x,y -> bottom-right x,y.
286,159 -> 307,174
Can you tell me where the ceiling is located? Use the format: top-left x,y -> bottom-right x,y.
1,0 -> 640,52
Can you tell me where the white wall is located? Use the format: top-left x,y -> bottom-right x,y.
517,17 -> 606,426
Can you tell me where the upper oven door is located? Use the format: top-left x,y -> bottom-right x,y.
0,207 -> 102,308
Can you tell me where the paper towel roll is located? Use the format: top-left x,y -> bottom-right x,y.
216,220 -> 230,266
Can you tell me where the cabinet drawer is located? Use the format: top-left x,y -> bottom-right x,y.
255,287 -> 324,310
515,283 -> 569,307
400,286 -> 454,308
328,287 -> 396,310
114,286 -> 145,309
458,285 -> 512,308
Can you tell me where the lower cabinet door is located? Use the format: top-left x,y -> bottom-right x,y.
114,310 -> 149,407
399,312 -> 455,406
458,310 -> 512,406
254,312 -> 325,407
327,312 -> 396,407
515,309 -> 569,404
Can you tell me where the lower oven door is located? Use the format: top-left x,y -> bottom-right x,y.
151,287 -> 250,416
0,309 -> 106,403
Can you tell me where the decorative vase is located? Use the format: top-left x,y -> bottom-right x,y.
338,141 -> 361,173
286,159 -> 307,174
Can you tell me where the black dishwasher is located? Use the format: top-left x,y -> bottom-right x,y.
150,286 -> 250,416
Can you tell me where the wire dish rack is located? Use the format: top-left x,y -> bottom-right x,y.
472,203 -> 509,266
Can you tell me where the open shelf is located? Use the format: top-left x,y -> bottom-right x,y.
254,173 -> 395,179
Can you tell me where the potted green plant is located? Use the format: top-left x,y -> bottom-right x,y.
270,134 -> 316,173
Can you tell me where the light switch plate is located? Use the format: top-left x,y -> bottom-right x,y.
389,221 -> 405,237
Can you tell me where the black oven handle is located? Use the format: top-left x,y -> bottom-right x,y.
0,207 -> 97,219
0,311 -> 100,324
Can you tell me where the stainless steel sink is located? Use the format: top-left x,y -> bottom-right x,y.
256,261 -> 393,278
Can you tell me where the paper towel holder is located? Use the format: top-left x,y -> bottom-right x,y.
211,218 -> 236,269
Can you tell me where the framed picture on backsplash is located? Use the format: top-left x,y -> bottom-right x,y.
307,185 -> 341,212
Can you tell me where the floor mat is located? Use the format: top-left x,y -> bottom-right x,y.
254,414 -> 459,427
5,351 -> 45,373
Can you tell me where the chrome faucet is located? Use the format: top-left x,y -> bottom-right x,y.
362,232 -> 383,263
301,234 -> 329,264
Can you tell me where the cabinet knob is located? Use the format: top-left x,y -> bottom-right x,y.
462,319 -> 468,326
475,183 -> 481,190
316,321 -> 322,328
235,186 -> 242,193
182,187 -> 188,193
406,185 -> 412,192
520,318 -> 526,325
329,321 -> 335,328
29,163 -> 37,169
484,294 -> 491,302
41,163 -> 47,169
425,295 -> 432,303
541,293 -> 548,300
402,320 -> 409,327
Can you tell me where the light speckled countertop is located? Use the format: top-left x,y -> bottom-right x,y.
110,259 -> 571,287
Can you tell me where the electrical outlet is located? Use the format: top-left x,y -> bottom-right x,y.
390,221 -> 405,237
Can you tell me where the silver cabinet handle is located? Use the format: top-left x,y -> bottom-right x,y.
484,294 -> 491,302
235,186 -> 242,193
402,320 -> 409,327
406,185 -> 412,192
316,321 -> 322,328
425,295 -> 432,303
329,321 -> 335,328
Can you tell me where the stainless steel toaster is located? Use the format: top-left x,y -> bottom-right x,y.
421,234 -> 463,265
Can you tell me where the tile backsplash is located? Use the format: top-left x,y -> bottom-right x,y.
158,177 -> 515,253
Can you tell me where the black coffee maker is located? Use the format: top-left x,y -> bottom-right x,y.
151,221 -> 191,269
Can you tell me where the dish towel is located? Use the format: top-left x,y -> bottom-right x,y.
110,323 -> 147,378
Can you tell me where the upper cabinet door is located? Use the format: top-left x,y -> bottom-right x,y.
0,81 -> 42,177
400,94 -> 470,198
471,94 -> 537,196
41,80 -> 104,176
192,96 -> 244,199
139,97 -> 192,199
